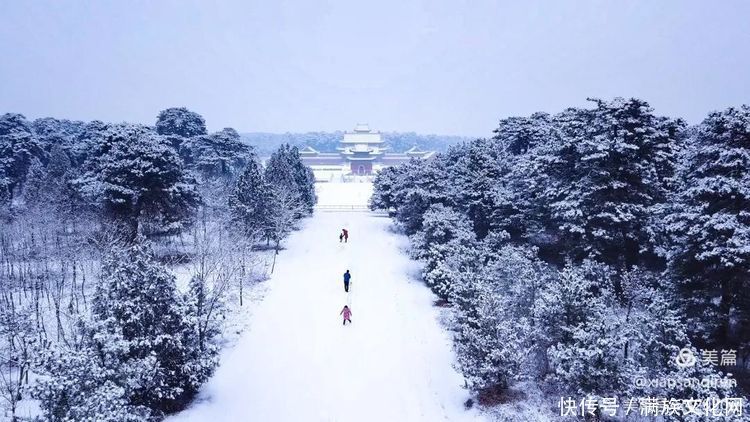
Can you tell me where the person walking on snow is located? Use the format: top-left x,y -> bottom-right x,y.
340,305 -> 352,325
342,228 -> 349,243
343,270 -> 351,292
339,232 -> 344,242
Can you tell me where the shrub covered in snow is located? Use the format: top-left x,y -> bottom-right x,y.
32,240 -> 220,420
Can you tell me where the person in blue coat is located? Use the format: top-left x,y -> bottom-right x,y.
343,270 -> 351,292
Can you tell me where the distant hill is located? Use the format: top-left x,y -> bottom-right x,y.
241,131 -> 472,155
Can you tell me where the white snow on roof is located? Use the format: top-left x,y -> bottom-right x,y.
354,123 -> 370,132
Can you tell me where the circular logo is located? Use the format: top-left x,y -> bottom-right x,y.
675,347 -> 697,368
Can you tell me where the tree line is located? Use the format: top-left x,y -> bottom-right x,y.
0,107 -> 316,420
371,98 -> 749,410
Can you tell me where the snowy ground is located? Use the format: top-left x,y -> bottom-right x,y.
315,180 -> 374,207
169,182 -> 483,422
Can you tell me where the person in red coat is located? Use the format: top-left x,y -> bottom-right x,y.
340,305 -> 352,325
342,228 -> 349,243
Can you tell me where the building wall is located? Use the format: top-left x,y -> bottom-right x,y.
350,161 -> 373,175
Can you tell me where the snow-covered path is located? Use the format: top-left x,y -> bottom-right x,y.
170,183 -> 482,422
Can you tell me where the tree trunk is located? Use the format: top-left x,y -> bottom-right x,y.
717,278 -> 734,344
270,240 -> 280,274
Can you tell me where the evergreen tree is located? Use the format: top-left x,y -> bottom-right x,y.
411,204 -> 475,256
229,158 -> 273,237
264,144 -> 316,216
70,120 -> 110,167
0,113 -> 46,199
182,128 -> 253,178
369,165 -> 403,211
412,204 -> 475,299
46,143 -> 73,180
31,117 -> 86,156
22,157 -> 46,207
490,113 -> 558,244
33,241 -> 218,419
372,98 -> 750,408
539,98 -> 682,269
22,145 -> 77,215
534,262 -> 629,394
75,124 -> 199,238
95,241 -> 216,413
32,343 -> 153,421
292,157 -> 317,215
155,107 -> 208,139
264,145 -> 296,187
92,242 -> 195,413
443,138 -> 506,238
492,112 -> 553,155
451,245 -> 550,391
392,159 -> 449,235
664,105 -> 750,346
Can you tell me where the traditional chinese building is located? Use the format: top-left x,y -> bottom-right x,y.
300,124 -> 434,177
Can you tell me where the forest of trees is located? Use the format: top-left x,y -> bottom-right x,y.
2,98 -> 748,420
371,98 -> 749,417
0,108 -> 316,420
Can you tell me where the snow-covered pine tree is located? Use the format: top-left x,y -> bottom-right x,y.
182,127 -> 253,179
264,144 -> 297,190
393,158 -> 449,235
490,113 -> 559,246
492,112 -> 553,156
451,245 -> 551,392
46,144 -> 73,180
534,261 -> 631,394
620,282 -> 740,407
32,240 -> 217,420
395,190 -> 431,236
264,144 -> 316,216
663,105 -> 750,347
539,98 -> 682,269
412,204 -> 475,299
74,123 -> 199,239
292,154 -> 317,215
0,113 -> 46,199
411,203 -> 476,258
452,260 -> 523,393
32,343 -> 153,421
370,165 -> 404,211
22,145 -> 77,216
31,117 -> 86,156
443,138 -> 507,238
229,158 -> 274,238
155,107 -> 208,139
89,240 -> 215,414
371,158 -> 433,233
21,157 -> 46,207
69,120 -> 110,167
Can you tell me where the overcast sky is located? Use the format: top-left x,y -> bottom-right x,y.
1,0 -> 748,136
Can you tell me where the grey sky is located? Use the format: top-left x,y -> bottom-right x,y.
1,0 -> 748,137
